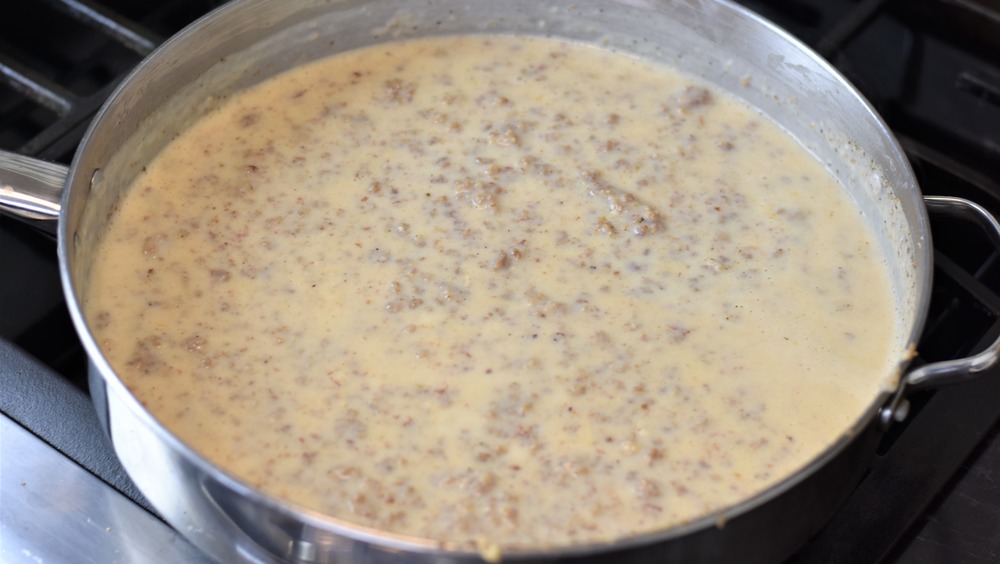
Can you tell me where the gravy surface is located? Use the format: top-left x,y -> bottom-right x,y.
86,35 -> 899,551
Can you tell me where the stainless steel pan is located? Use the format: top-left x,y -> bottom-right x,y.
2,0 -> 999,562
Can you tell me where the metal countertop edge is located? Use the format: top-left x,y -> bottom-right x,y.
0,412 -> 210,564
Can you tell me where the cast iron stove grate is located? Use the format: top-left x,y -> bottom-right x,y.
1,1 -> 998,562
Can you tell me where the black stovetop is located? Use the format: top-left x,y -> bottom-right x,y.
1,1 -> 998,563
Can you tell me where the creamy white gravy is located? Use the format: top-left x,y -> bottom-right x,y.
86,35 -> 900,551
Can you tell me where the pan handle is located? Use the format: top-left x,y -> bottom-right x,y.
880,195 -> 1000,428
0,149 -> 67,235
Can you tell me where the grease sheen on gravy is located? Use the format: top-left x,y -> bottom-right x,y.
86,35 -> 900,551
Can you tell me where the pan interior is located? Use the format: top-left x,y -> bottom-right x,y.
70,0 -> 926,371
63,0 -> 928,559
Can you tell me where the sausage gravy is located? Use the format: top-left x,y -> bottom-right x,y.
85,35 -> 901,552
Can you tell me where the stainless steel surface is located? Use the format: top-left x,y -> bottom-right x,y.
906,197 -> 1000,389
0,412 -> 209,564
0,149 -> 65,228
0,0 -> 991,561
878,195 -> 1000,428
63,0 -> 933,560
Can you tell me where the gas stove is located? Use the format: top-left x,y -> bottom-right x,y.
1,1 -> 998,563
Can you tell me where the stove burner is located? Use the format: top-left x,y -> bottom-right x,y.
2,1 -> 998,562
